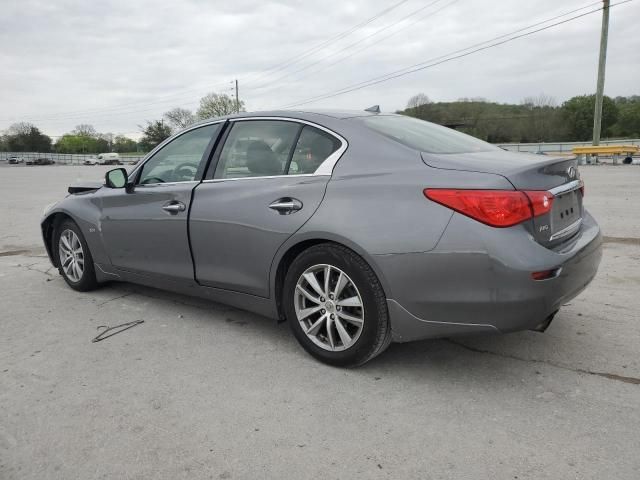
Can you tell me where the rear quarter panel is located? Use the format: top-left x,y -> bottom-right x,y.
288,124 -> 515,297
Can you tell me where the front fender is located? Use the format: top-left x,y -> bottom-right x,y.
41,193 -> 109,268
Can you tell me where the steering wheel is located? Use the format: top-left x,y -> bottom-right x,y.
141,176 -> 165,185
172,163 -> 198,182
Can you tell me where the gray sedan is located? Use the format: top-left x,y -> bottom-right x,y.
41,110 -> 602,366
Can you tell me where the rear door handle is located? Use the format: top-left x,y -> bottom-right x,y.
162,201 -> 186,214
268,197 -> 303,215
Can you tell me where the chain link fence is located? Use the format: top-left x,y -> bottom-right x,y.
0,151 -> 145,165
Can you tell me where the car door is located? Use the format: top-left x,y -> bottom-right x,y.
99,122 -> 222,281
190,118 -> 346,297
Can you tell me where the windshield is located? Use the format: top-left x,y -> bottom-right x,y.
356,115 -> 499,154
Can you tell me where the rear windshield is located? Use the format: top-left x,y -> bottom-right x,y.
355,115 -> 499,154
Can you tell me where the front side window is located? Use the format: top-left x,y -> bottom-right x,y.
138,124 -> 219,184
355,115 -> 499,154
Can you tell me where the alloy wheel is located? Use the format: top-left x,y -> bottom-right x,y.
294,264 -> 365,352
58,229 -> 84,282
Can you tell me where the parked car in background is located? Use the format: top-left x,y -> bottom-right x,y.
97,153 -> 121,165
26,158 -> 55,166
83,157 -> 99,166
40,110 -> 602,367
8,156 -> 25,164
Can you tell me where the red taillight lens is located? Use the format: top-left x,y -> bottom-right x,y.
524,191 -> 554,217
424,189 -> 554,228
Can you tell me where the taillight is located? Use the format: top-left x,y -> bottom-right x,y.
423,189 -> 554,228
524,191 -> 554,217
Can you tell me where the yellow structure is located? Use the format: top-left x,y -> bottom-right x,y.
572,145 -> 639,164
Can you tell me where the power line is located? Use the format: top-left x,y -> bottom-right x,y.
278,0 -> 633,109
240,0 -> 412,87
246,0 -> 449,93
249,0 -> 462,97
0,81 -> 233,123
2,0 -> 412,125
278,1 -> 605,108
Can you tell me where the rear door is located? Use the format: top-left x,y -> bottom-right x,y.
99,122 -> 222,280
190,118 -> 346,297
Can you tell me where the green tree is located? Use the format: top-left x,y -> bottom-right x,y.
400,93 -> 640,143
196,93 -> 244,120
561,94 -> 618,141
4,122 -> 52,152
55,135 -> 88,153
113,135 -> 138,153
139,120 -> 172,151
611,97 -> 640,137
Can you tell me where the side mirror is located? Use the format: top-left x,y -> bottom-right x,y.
105,168 -> 128,189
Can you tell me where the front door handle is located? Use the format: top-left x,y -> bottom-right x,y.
162,201 -> 186,214
269,197 -> 303,215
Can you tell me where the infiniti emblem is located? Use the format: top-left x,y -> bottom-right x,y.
567,166 -> 576,179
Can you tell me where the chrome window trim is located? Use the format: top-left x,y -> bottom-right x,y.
135,180 -> 200,188
128,120 -> 226,180
202,173 -> 322,184
549,218 -> 583,242
549,179 -> 583,197
226,116 -> 348,177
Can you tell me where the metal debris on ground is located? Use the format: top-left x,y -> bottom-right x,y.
92,320 -> 145,343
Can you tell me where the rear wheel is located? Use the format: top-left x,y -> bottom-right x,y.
54,219 -> 98,291
283,243 -> 391,367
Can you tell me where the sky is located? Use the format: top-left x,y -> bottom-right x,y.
1,0 -> 638,139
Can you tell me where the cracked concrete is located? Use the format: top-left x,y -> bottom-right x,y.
447,339 -> 640,385
1,164 -> 639,479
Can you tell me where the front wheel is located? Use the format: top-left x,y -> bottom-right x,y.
283,243 -> 391,367
54,219 -> 99,291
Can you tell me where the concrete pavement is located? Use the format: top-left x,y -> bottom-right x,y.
1,164 -> 639,479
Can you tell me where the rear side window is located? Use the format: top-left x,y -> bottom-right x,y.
214,121 -> 343,179
356,115 -> 499,154
214,120 -> 299,179
289,126 -> 341,174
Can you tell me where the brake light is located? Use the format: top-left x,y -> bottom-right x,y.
525,191 -> 554,217
423,189 -> 554,228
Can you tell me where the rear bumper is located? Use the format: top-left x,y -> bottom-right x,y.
376,211 -> 602,343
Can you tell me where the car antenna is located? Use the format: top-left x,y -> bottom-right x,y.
364,105 -> 380,113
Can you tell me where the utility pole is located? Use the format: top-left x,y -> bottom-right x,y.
592,0 -> 610,146
235,79 -> 239,113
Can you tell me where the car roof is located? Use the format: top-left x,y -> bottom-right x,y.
187,109 -> 394,129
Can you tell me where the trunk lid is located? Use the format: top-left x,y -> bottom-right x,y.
421,150 -> 583,247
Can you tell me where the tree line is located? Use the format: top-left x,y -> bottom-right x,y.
401,93 -> 640,143
3,91 -> 638,154
0,92 -> 244,154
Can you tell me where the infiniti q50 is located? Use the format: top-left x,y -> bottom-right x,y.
41,110 -> 602,366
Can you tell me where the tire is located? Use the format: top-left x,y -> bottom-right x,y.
283,243 -> 391,367
54,219 -> 99,291
623,156 -> 633,165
